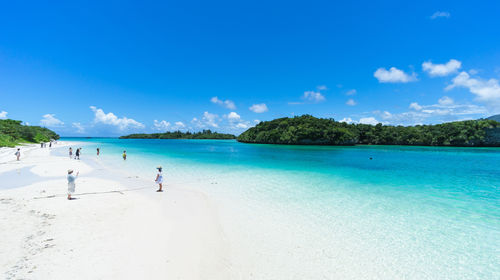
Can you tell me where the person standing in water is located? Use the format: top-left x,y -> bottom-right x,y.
15,148 -> 20,161
67,169 -> 79,200
97,148 -> 100,156
155,166 -> 163,192
69,147 -> 73,159
122,151 -> 127,160
75,148 -> 80,160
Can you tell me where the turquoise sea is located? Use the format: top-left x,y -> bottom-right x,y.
62,138 -> 500,279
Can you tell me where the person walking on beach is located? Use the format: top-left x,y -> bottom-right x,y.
15,148 -> 20,161
122,150 -> 127,160
67,169 -> 79,200
75,148 -> 80,160
155,166 -> 163,192
97,147 -> 100,156
69,147 -> 73,159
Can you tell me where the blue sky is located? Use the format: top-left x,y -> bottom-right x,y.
1,0 -> 500,136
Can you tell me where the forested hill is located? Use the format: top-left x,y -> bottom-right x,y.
0,119 -> 60,147
237,115 -> 500,147
120,130 -> 236,139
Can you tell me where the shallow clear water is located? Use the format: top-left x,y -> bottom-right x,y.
62,138 -> 500,279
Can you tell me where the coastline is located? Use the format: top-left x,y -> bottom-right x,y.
0,141 -> 231,279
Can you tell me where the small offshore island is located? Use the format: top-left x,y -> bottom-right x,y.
237,115 -> 500,146
120,130 -> 236,140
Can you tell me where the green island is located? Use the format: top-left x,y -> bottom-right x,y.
120,130 -> 236,140
237,115 -> 500,146
0,119 -> 60,147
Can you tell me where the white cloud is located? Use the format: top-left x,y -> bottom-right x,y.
40,114 -> 64,127
374,67 -> 417,83
225,112 -> 252,129
380,111 -> 392,120
409,102 -> 423,111
90,106 -> 144,130
346,99 -> 357,106
345,89 -> 356,96
72,122 -> 85,133
254,119 -> 261,124
226,112 -> 241,121
153,120 -> 170,131
339,117 -> 355,123
359,117 -> 379,125
375,99 -> 489,126
0,111 -> 7,119
422,59 -> 461,77
302,91 -> 326,103
202,111 -> 219,127
236,123 -> 249,129
249,103 -> 268,113
316,85 -> 328,91
438,96 -> 454,106
431,11 -> 450,19
210,97 -> 236,110
446,72 -> 500,106
174,121 -> 185,128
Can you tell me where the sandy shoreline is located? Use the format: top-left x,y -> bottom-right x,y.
0,142 -> 232,279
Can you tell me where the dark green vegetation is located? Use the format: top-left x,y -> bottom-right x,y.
237,115 -> 500,146
0,119 -> 60,147
120,130 -> 236,140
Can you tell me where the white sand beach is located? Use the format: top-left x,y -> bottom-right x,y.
0,142 -> 232,279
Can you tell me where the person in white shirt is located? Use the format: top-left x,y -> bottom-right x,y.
15,148 -> 20,161
155,166 -> 163,192
67,169 -> 79,200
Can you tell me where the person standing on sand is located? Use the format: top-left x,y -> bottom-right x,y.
97,147 -> 100,156
155,166 -> 163,192
122,150 -> 127,160
69,147 -> 73,159
67,169 -> 79,200
15,148 -> 20,161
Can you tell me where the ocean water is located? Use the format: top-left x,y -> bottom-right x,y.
62,138 -> 500,279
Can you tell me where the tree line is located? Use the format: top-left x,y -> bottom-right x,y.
0,119 -> 60,147
237,115 -> 500,146
120,129 -> 236,140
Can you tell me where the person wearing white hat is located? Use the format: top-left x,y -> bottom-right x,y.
67,169 -> 79,200
155,166 -> 163,192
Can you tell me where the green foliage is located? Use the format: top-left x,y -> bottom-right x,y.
120,129 -> 236,140
237,115 -> 500,146
0,119 -> 59,147
238,115 -> 356,145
